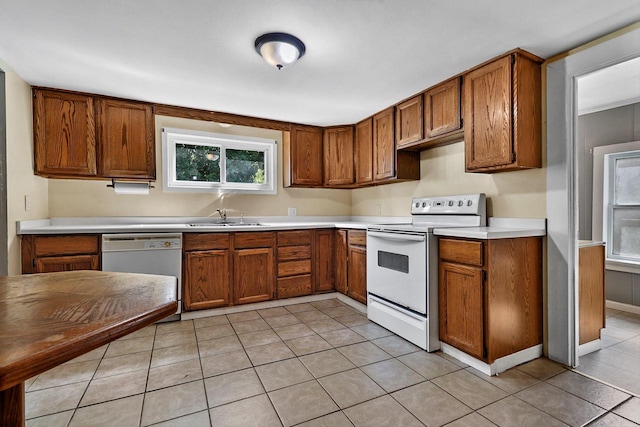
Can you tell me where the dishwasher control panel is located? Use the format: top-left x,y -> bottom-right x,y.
145,239 -> 180,249
102,234 -> 182,252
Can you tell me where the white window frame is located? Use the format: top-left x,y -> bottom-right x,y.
162,128 -> 277,194
603,149 -> 640,268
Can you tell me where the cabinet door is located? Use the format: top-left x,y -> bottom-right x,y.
183,250 -> 230,311
396,95 -> 423,147
234,247 -> 274,305
579,245 -> 605,344
347,245 -> 367,305
323,126 -> 355,186
439,262 -> 484,359
355,118 -> 373,184
372,107 -> 396,181
314,230 -> 335,293
287,125 -> 323,186
33,89 -> 97,177
425,77 -> 462,139
97,98 -> 155,179
34,255 -> 99,273
464,56 -> 513,170
334,230 -> 348,294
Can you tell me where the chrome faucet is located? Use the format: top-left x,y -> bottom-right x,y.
216,208 -> 227,223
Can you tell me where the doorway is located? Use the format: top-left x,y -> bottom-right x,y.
545,24 -> 640,383
573,62 -> 640,394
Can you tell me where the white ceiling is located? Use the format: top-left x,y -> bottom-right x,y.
578,56 -> 640,115
1,1 -> 639,126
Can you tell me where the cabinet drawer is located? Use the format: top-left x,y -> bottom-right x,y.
183,233 -> 230,251
278,230 -> 312,246
439,238 -> 483,266
278,260 -> 312,277
277,275 -> 312,298
277,245 -> 311,261
234,232 -> 276,249
33,235 -> 99,256
347,230 -> 367,246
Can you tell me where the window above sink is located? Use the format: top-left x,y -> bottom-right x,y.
162,128 -> 277,195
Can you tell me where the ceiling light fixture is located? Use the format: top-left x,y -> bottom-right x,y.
255,32 -> 306,70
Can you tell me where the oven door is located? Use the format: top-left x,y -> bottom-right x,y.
366,230 -> 427,314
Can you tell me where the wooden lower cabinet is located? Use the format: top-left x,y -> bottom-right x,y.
579,244 -> 605,344
234,247 -> 275,305
183,250 -> 230,310
314,229 -> 335,293
438,236 -> 542,363
334,230 -> 348,294
439,262 -> 484,359
183,233 -> 232,311
334,229 -> 367,304
21,234 -> 100,274
347,244 -> 367,304
276,231 -> 312,298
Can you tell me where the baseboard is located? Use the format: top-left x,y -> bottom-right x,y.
606,300 -> 640,315
336,293 -> 367,314
441,343 -> 543,376
181,292 -> 338,320
578,339 -> 602,357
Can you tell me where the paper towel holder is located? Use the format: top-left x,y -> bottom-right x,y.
107,179 -> 155,194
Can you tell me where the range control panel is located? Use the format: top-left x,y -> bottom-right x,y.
411,194 -> 486,216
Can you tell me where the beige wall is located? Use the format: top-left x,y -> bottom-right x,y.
2,59 -> 49,275
352,141 -> 547,218
48,115 -> 352,218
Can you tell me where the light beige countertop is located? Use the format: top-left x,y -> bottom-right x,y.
578,240 -> 605,248
16,216 -> 408,235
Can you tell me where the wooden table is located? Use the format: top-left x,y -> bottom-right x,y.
0,270 -> 178,426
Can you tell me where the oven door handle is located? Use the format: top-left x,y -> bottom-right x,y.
367,231 -> 426,242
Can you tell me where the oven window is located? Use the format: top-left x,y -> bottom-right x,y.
377,251 -> 409,273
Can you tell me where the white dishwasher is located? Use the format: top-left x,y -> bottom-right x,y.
102,233 -> 182,319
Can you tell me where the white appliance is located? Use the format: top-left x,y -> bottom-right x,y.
366,194 -> 486,351
102,233 -> 182,319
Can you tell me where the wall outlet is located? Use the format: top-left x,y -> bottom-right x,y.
288,207 -> 297,216
374,204 -> 381,216
24,195 -> 31,211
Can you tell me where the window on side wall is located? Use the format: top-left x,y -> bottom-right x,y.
603,149 -> 640,266
162,128 -> 277,194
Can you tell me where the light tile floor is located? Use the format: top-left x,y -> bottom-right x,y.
575,308 -> 640,396
24,299 -> 640,426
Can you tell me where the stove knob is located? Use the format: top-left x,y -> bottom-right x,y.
458,200 -> 463,207
467,200 -> 473,206
422,202 -> 427,207
448,200 -> 454,207
415,202 -> 420,208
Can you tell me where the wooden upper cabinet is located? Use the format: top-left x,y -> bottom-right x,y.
372,107 -> 396,181
355,118 -> 373,184
97,99 -> 155,179
285,125 -> 323,187
33,88 -> 155,180
464,50 -> 542,173
395,95 -> 423,148
33,89 -> 97,177
424,77 -> 463,141
323,126 -> 355,186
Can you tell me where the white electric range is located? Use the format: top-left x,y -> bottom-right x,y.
366,194 -> 486,351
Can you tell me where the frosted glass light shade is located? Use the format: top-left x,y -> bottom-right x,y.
255,33 -> 306,70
